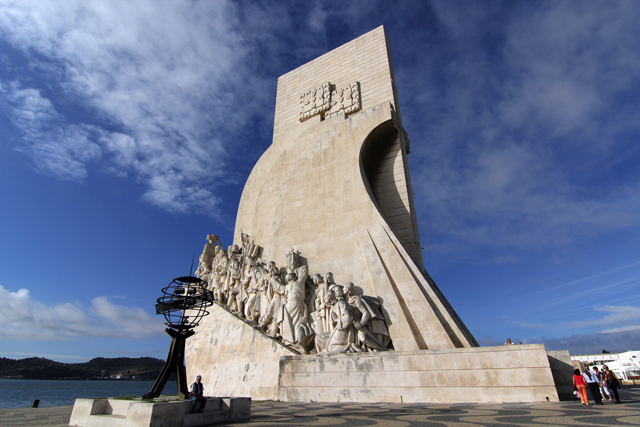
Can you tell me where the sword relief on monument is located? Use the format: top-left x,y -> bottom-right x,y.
299,81 -> 361,121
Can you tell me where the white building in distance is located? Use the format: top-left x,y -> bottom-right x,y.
571,350 -> 640,380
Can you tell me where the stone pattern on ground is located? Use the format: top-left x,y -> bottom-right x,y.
4,386 -> 640,427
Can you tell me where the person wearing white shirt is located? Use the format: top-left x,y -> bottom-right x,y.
583,366 -> 603,405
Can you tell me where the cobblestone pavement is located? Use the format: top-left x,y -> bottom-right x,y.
2,386 -> 638,427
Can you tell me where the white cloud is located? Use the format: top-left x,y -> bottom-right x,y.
0,0 -> 278,215
0,285 -> 164,340
0,84 -> 102,180
2,0 -> 639,243
307,4 -> 329,32
568,305 -> 640,330
601,325 -> 640,334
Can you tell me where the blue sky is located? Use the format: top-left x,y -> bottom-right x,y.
1,0 -> 639,362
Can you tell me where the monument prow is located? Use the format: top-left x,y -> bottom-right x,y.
233,27 -> 475,350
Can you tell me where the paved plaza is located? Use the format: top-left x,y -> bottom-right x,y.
1,386 -> 638,427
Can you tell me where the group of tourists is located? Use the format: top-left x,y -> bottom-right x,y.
194,234 -> 391,354
572,364 -> 622,405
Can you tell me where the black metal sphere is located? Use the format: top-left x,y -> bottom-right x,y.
155,276 -> 214,330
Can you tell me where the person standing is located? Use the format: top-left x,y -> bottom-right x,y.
573,369 -> 589,405
593,366 -> 611,402
603,365 -> 622,403
583,365 -> 603,405
190,375 -> 207,413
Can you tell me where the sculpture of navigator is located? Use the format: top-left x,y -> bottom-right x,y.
195,236 -> 391,355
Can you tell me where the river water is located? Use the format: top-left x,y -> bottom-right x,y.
0,379 -> 178,409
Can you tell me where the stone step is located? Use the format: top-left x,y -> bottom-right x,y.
86,413 -> 126,427
70,396 -> 251,427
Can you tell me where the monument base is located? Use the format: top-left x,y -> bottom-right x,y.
68,396 -> 250,427
186,305 -> 568,404
185,303 -> 297,401
279,345 -> 560,403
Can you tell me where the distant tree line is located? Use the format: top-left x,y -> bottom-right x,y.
0,357 -> 164,380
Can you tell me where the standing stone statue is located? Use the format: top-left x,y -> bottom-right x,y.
211,250 -> 228,303
319,273 -> 335,333
309,274 -> 326,334
244,259 -> 265,325
195,235 -> 220,285
280,265 -> 313,353
259,261 -> 286,338
313,282 -> 335,353
226,255 -> 246,316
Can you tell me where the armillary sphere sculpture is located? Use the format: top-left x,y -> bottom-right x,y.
143,276 -> 214,399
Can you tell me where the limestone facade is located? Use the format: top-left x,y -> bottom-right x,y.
184,26 -> 564,404
232,26 -> 476,351
279,345 -> 560,403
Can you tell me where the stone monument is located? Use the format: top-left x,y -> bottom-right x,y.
185,26 -> 570,403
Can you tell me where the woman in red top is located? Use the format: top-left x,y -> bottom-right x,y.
573,369 -> 589,405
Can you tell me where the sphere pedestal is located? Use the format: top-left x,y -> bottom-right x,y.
143,328 -> 195,399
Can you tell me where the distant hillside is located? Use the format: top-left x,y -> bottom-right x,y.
0,356 -> 165,380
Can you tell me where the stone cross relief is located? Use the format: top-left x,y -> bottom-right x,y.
195,234 -> 392,355
299,81 -> 361,122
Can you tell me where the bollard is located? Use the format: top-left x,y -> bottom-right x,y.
32,400 -> 40,408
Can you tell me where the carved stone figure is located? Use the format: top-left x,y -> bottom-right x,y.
244,259 -> 265,325
326,285 -> 363,354
320,273 -> 335,333
226,256 -> 246,315
211,252 -> 229,303
195,235 -> 219,285
309,273 -> 330,336
199,237 -> 393,355
314,284 -> 335,353
343,282 -> 391,351
257,262 -> 273,322
241,232 -> 262,259
258,261 -> 286,338
280,265 -> 314,353
308,274 -> 322,332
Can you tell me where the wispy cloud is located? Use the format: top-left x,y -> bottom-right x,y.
568,305 -> 640,330
0,83 -> 101,180
2,0 -> 639,246
0,285 -> 164,340
0,0 -> 282,215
